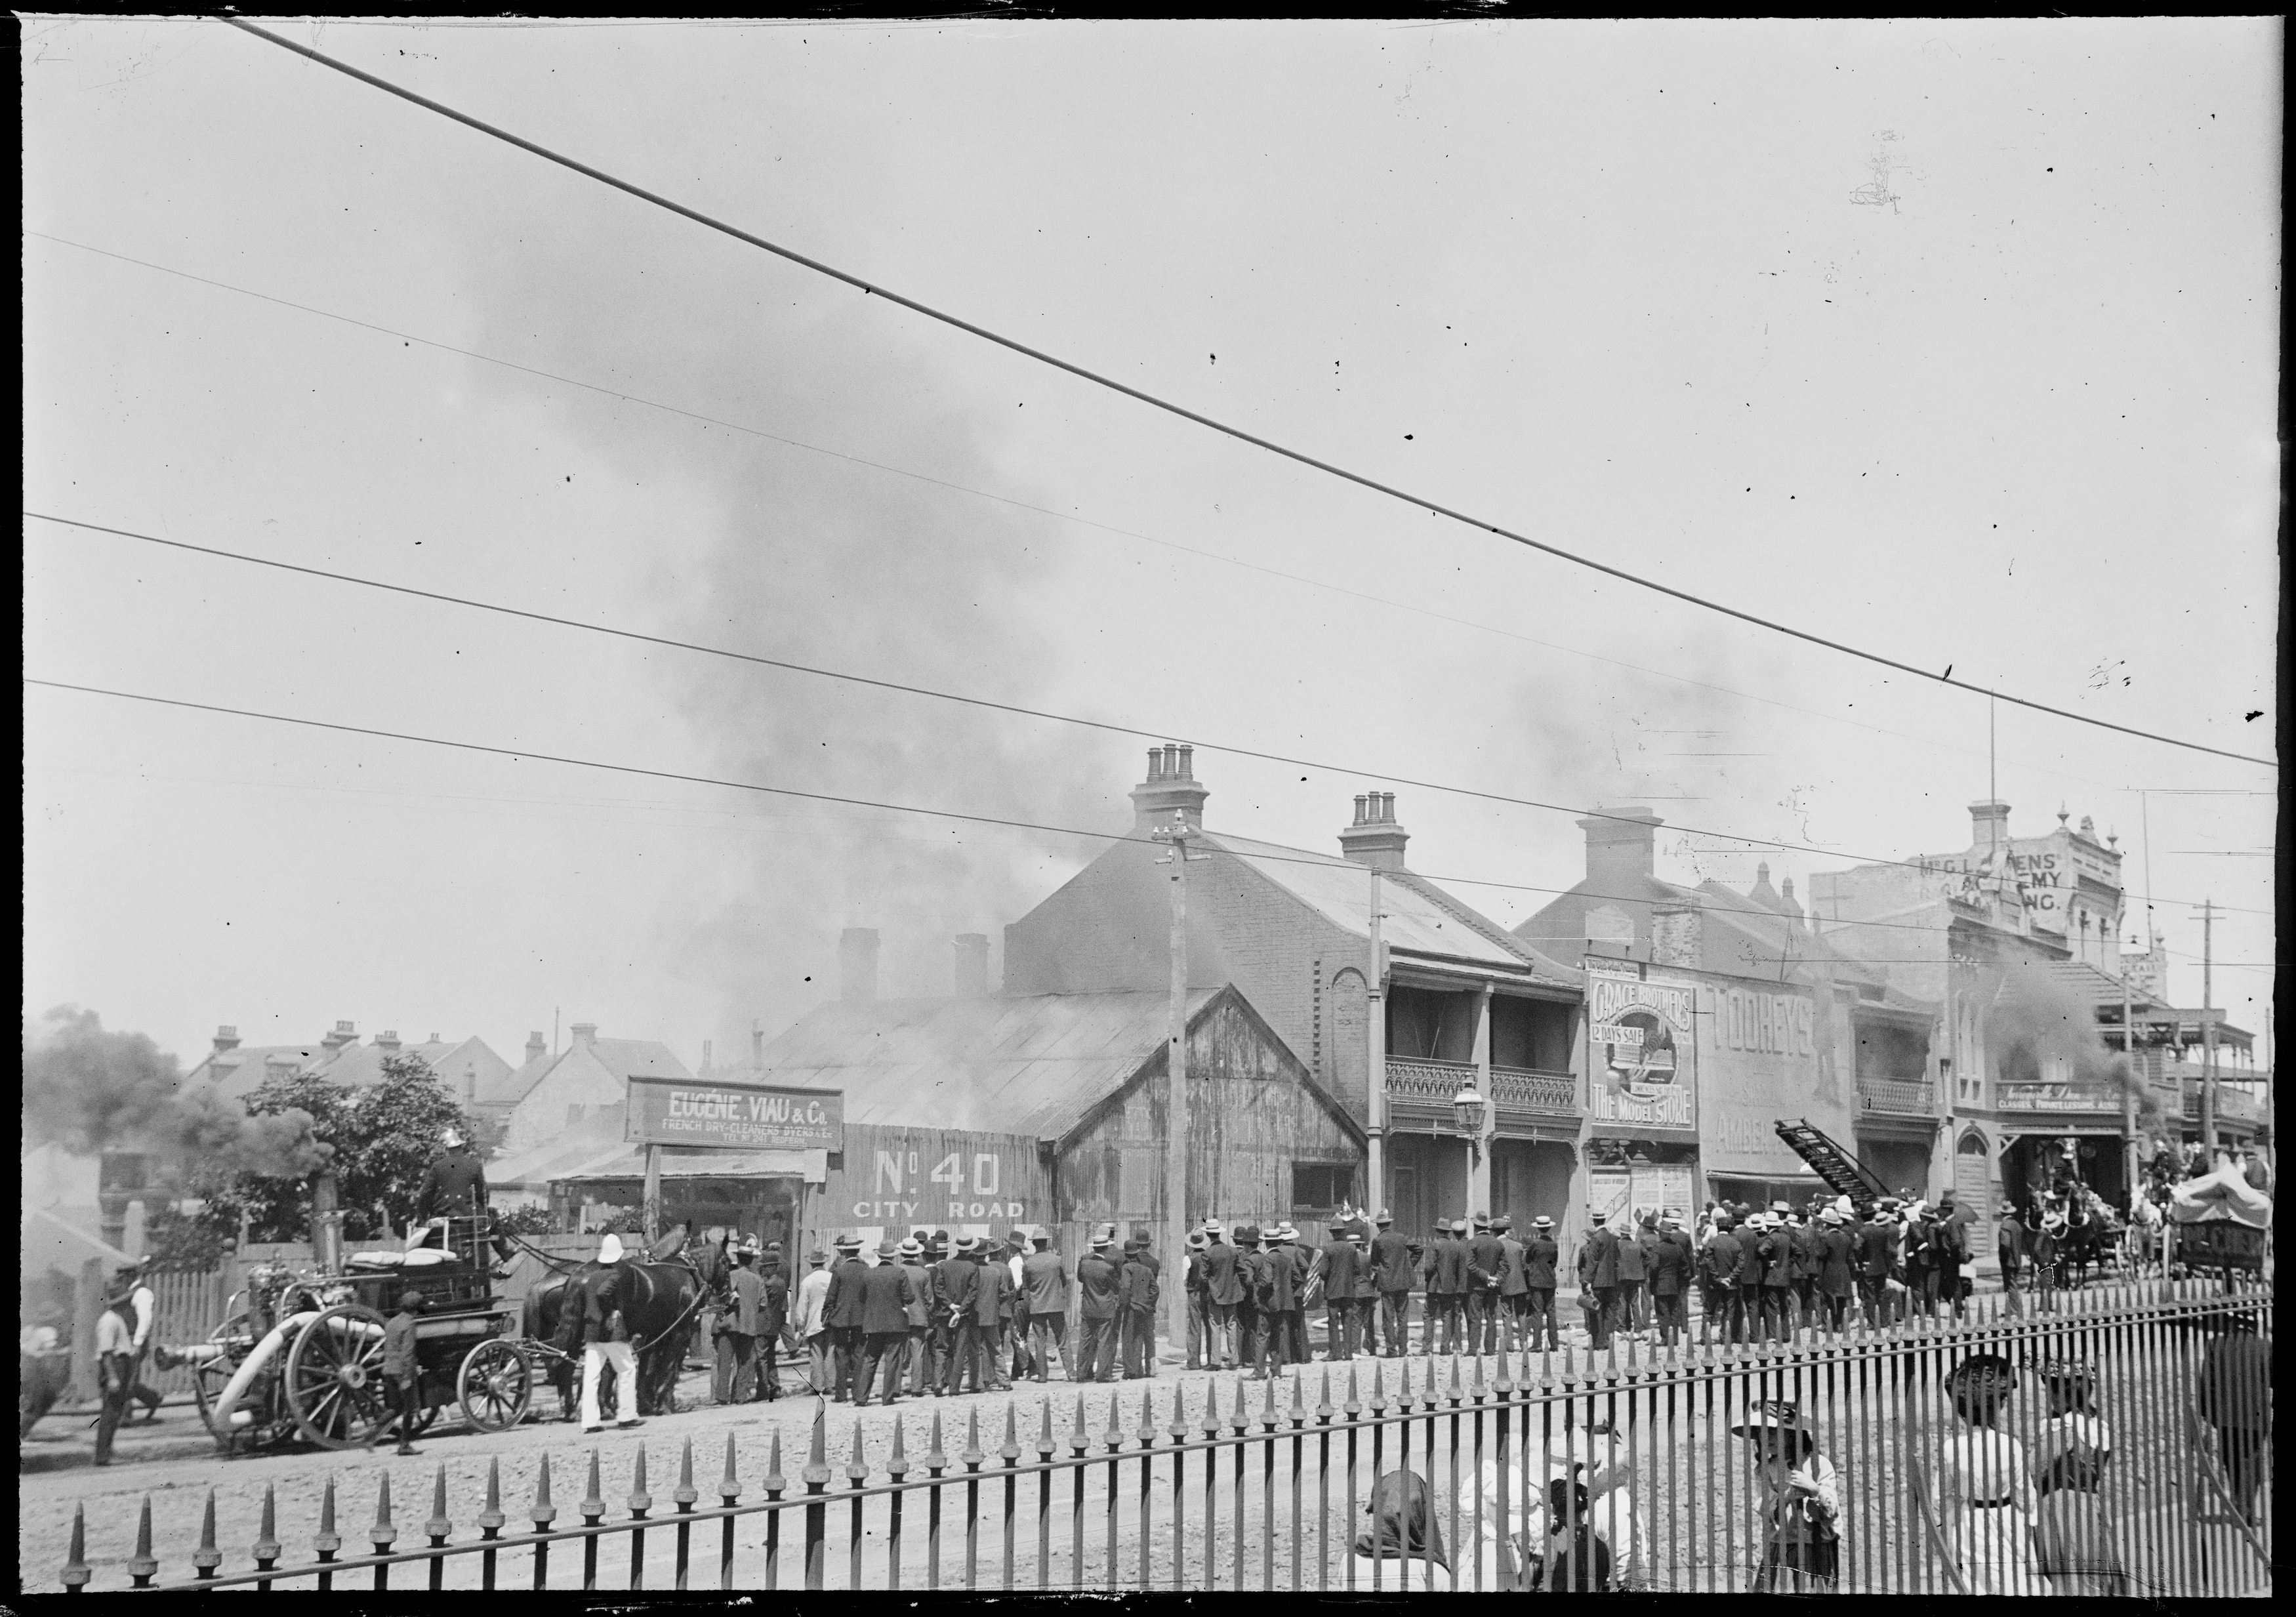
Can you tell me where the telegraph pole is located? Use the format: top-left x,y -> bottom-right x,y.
1366,867 -> 1387,1213
1153,809 -> 1204,1357
2200,898 -> 2219,1158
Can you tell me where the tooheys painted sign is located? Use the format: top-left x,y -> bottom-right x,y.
625,1076 -> 844,1150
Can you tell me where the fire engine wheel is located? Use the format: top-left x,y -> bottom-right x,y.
285,1305 -> 394,1450
457,1338 -> 535,1433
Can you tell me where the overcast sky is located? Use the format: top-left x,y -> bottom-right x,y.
23,16 -> 2279,1075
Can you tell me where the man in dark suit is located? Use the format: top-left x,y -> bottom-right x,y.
1496,1216 -> 1529,1351
1183,1230 -> 1212,1369
1244,1225 -> 1288,1378
1632,1213 -> 1664,1336
1814,1209 -> 1856,1333
853,1240 -> 920,1407
1521,1216 -> 1561,1351
1854,1206 -> 1895,1327
1120,1237 -> 1160,1379
1647,1216 -> 1689,1347
1994,1202 -> 2027,1319
822,1234 -> 872,1402
1233,1225 -> 1265,1370
1700,1212 -> 1745,1345
1075,1232 -> 1124,1384
1428,1219 -> 1470,1353
1788,1210 -> 1822,1329
1201,1222 -> 1244,1370
1368,1210 -> 1414,1359
933,1235 -> 981,1395
1610,1210 -> 1646,1343
1756,1215 -> 1795,1340
1313,1221 -> 1366,1361
1281,1224 -> 1317,1366
1021,1233 -> 1071,1383
1576,1208 -> 1619,1350
1466,1213 -> 1506,1356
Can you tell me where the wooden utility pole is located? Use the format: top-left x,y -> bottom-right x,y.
2200,898 -> 2219,1158
642,1144 -> 664,1245
1366,868 -> 1386,1214
1155,809 -> 1204,1357
2121,943 -> 2140,1204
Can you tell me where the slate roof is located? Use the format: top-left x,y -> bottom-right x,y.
1204,832 -> 1581,986
730,987 -> 1218,1141
1517,870 -> 1897,994
486,1038 -> 692,1114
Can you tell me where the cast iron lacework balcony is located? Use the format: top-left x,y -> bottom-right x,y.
1384,1057 -> 1578,1115
1856,1077 -> 1936,1117
1490,1065 -> 1578,1114
1384,1057 -> 1476,1102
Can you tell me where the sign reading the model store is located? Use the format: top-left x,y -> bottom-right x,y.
1586,960 -> 1696,1130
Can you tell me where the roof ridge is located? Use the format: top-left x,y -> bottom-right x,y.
1387,870 -> 1538,963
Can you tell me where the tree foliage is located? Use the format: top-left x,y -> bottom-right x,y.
165,1050 -> 477,1255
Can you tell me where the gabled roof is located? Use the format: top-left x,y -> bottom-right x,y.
317,1037 -> 500,1091
490,1037 -> 693,1115
1518,872 -> 1895,994
735,985 -> 1362,1148
1204,832 -> 1580,987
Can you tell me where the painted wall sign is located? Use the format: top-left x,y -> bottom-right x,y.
625,1077 -> 844,1150
1586,960 -> 1698,1130
849,1143 -> 1030,1223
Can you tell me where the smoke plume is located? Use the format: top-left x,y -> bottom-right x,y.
1984,969 -> 2165,1127
22,1006 -> 334,1178
461,229 -> 1117,1048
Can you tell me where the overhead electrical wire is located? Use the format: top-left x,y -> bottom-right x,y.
23,229 -> 2192,802
215,16 -> 2276,773
25,676 -> 2272,941
31,508 -> 2271,920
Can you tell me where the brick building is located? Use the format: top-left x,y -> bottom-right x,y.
1002,748 -> 1585,1240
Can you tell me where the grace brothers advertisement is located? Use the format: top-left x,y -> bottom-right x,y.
1586,960 -> 1697,1131
626,1076 -> 844,1151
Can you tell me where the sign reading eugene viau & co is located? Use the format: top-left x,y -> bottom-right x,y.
626,1076 -> 844,1151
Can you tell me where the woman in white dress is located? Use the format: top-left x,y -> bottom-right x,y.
1934,1352 -> 2041,1595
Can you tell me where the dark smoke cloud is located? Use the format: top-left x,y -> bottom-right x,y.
1984,969 -> 2164,1126
22,1006 -> 334,1178
461,236 -> 1116,1044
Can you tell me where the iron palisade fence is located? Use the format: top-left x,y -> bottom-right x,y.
56,1277 -> 2270,1595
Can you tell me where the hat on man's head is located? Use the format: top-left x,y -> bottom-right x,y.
1202,1220 -> 1225,1237
1187,1231 -> 1210,1250
807,1249 -> 829,1265
897,1238 -> 925,1258
1275,1223 -> 1297,1242
1494,1214 -> 1513,1231
835,1233 -> 862,1251
1822,1209 -> 1843,1225
1452,1218 -> 1473,1235
1090,1233 -> 1114,1249
1533,1216 -> 1554,1229
1473,1211 -> 1490,1229
1770,1201 -> 1792,1215
398,1289 -> 428,1313
876,1239 -> 901,1259
598,1233 -> 626,1265
1374,1208 -> 1394,1226
953,1235 -> 979,1254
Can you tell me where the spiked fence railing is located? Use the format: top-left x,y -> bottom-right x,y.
53,1277 -> 2271,1595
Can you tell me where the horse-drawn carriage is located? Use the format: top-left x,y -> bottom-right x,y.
163,1218 -> 540,1452
2166,1163 -> 2272,1284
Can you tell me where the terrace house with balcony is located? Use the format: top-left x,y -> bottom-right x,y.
1002,748 -> 1586,1240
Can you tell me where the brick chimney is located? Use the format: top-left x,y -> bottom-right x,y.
1779,876 -> 1803,926
569,1022 -> 599,1050
840,929 -> 880,1004
1128,744 -> 1209,834
1969,800 -> 2011,851
1338,792 -> 1410,870
376,1029 -> 402,1055
1577,806 -> 1663,884
320,1019 -> 358,1054
1651,897 -> 1703,968
525,1031 -> 547,1067
954,933 -> 991,998
213,1025 -> 241,1055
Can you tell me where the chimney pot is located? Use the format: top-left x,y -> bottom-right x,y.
1162,744 -> 1179,777
213,1025 -> 241,1054
1128,745 -> 1210,832
1177,744 -> 1194,779
569,1022 -> 599,1048
954,933 -> 991,998
1339,793 -> 1410,870
840,928 -> 881,1004
525,1031 -> 547,1065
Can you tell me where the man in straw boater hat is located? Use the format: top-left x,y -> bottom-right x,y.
1648,1214 -> 1690,1347
1183,1227 -> 1212,1370
1200,1219 -> 1244,1371
1731,1399 -> 1840,1591
1574,1206 -> 1619,1351
1813,1207 -> 1856,1335
930,1233 -> 979,1397
1075,1229 -> 1124,1384
852,1238 -> 920,1407
1933,1351 -> 2041,1595
1521,1215 -> 1561,1352
1021,1227 -> 1071,1383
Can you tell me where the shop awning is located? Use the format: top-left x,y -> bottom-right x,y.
499,1138 -> 828,1186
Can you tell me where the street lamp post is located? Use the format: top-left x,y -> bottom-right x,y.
1453,1084 -> 1486,1224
